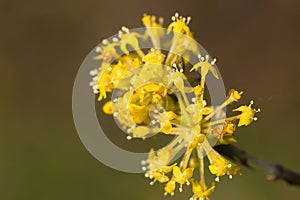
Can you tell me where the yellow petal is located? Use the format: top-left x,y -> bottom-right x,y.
161,121 -> 172,134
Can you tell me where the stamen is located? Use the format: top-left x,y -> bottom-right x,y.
102,39 -> 108,45
95,46 -> 102,53
179,184 -> 183,192
187,16 -> 191,24
211,58 -> 217,65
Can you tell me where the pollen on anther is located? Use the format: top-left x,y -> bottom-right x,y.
102,39 -> 108,45
95,47 -> 102,53
126,135 -> 132,140
112,37 -> 118,42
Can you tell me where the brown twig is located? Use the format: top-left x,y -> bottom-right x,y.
214,144 -> 300,186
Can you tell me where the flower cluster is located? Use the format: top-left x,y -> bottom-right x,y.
90,13 -> 260,200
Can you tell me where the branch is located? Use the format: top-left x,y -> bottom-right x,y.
214,144 -> 300,186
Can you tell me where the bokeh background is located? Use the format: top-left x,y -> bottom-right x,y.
1,0 -> 300,199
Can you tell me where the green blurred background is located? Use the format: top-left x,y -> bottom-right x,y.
1,0 -> 300,199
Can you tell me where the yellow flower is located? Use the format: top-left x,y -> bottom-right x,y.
129,104 -> 150,124
142,14 -> 164,48
190,55 -> 219,79
191,181 -> 215,200
173,166 -> 194,185
119,26 -> 145,57
142,49 -> 165,64
164,180 -> 176,196
226,89 -> 243,104
93,40 -> 119,62
207,149 -> 240,178
233,100 -> 260,126
157,111 -> 177,134
167,13 -> 192,36
222,120 -> 236,135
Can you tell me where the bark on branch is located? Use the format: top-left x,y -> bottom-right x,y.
214,144 -> 300,186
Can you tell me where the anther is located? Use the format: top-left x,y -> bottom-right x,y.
95,46 -> 102,53
112,37 -> 119,42
126,135 -> 132,140
121,26 -> 129,32
187,16 -> 191,24
102,39 -> 108,45
89,69 -> 98,76
159,17 -> 164,25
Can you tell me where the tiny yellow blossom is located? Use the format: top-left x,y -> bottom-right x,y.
207,149 -> 240,178
233,100 -> 260,126
173,166 -> 194,185
164,180 -> 176,196
190,55 -> 219,79
226,89 -> 243,104
129,104 -> 150,124
142,49 -> 165,64
167,13 -> 192,36
191,181 -> 215,200
93,40 -> 119,62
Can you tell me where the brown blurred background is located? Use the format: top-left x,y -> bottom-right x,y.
1,0 -> 300,199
